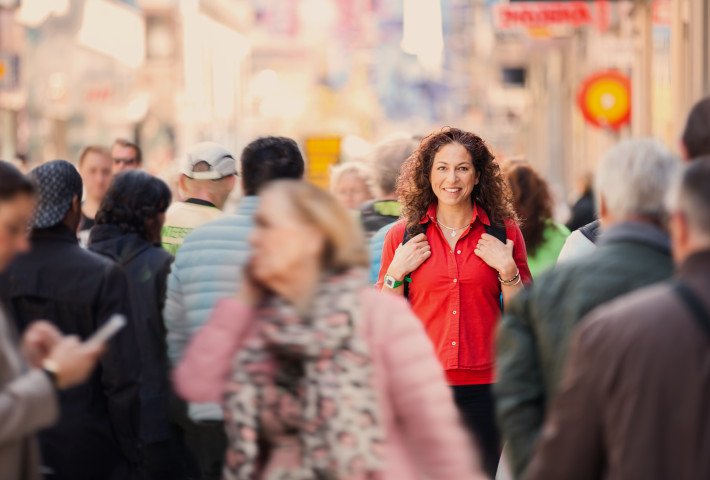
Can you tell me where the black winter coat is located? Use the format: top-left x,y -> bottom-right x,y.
0,224 -> 140,480
89,225 -> 174,445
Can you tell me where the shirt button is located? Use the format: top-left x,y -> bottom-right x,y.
452,310 -> 457,315
452,341 -> 457,346
457,250 -> 461,254
453,278 -> 458,283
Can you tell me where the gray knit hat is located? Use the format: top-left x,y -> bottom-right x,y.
29,160 -> 83,229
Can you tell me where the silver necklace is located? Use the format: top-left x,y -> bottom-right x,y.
436,219 -> 469,237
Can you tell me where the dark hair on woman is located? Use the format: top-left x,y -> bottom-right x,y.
506,163 -> 553,255
397,127 -> 516,232
95,170 -> 171,239
0,160 -> 35,200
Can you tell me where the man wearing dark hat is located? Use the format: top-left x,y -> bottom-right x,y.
0,160 -> 141,480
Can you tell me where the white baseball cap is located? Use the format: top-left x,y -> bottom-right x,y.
182,142 -> 236,180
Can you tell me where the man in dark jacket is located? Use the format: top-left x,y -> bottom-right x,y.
0,160 -> 141,480
495,139 -> 680,478
565,172 -> 596,232
526,158 -> 710,480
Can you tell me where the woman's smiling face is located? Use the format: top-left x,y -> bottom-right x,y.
429,143 -> 480,208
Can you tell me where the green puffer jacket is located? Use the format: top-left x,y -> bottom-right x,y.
495,221 -> 674,479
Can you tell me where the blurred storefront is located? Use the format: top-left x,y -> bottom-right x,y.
483,0 -> 706,204
0,0 -> 708,196
0,0 -> 251,176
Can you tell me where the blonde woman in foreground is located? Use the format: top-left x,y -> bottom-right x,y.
175,180 -> 486,480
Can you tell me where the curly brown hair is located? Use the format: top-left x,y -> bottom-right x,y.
396,127 -> 516,233
505,163 -> 553,255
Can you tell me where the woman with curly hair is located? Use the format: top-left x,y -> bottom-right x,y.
377,127 -> 532,476
88,171 -> 189,479
505,163 -> 570,278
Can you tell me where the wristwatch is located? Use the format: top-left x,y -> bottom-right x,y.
384,274 -> 411,289
41,358 -> 60,390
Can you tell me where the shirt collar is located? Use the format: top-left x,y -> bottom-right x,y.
423,202 -> 490,226
185,198 -> 218,209
598,221 -> 670,254
31,223 -> 79,244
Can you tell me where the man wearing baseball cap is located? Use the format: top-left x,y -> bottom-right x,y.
161,142 -> 236,255
0,160 -> 141,479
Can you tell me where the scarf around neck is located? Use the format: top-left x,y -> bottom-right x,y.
223,269 -> 385,480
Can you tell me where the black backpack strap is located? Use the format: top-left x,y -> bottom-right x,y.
402,221 -> 431,300
485,223 -> 507,243
673,280 -> 710,339
484,222 -> 507,311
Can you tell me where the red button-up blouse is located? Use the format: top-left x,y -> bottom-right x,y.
377,203 -> 532,385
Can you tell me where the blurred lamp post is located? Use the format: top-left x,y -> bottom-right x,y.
401,0 -> 444,76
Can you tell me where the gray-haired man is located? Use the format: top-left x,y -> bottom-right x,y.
495,139 -> 681,478
525,158 -> 710,480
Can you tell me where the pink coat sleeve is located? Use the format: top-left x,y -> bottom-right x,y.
370,292 -> 488,480
173,298 -> 254,402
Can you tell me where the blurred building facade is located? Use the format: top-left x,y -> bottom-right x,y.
0,0 -> 708,196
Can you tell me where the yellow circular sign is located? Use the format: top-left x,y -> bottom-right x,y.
578,71 -> 631,130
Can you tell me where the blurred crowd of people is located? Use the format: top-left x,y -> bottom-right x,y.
0,97 -> 709,480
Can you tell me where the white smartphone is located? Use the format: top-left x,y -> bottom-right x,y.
86,314 -> 126,346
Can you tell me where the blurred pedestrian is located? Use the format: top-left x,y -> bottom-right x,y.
161,142 -> 236,255
361,137 -> 418,235
505,163 -> 570,278
111,138 -> 142,174
526,157 -> 710,480
0,160 -> 141,480
88,171 -> 189,479
559,96 -> 710,263
556,219 -> 599,263
377,127 -> 532,477
77,146 -> 113,245
565,171 -> 596,232
495,139 -> 679,478
364,137 -> 419,283
681,96 -> 710,160
174,180 -> 486,480
0,161 -> 104,480
330,161 -> 375,211
163,136 -> 304,480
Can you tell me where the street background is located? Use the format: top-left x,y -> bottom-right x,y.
1,0 -> 708,204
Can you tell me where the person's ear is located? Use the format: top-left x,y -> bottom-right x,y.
672,211 -> 690,248
679,140 -> 690,163
598,195 -> 609,227
72,195 -> 81,213
177,175 -> 188,200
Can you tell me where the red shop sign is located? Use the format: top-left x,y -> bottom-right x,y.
494,2 -> 594,29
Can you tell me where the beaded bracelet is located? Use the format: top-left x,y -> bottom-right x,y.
498,270 -> 521,286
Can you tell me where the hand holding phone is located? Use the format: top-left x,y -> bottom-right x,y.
85,314 -> 126,346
